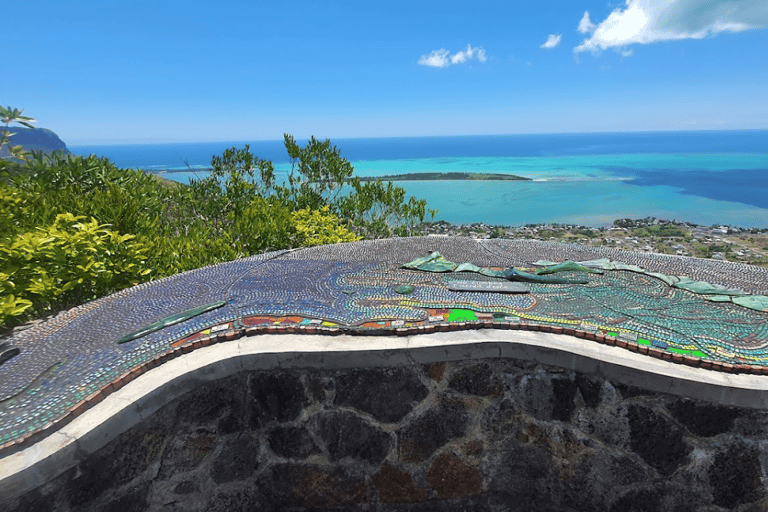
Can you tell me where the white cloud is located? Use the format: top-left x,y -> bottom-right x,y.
418,48 -> 451,68
540,34 -> 562,49
451,44 -> 487,64
575,0 -> 768,54
578,11 -> 596,34
418,44 -> 487,67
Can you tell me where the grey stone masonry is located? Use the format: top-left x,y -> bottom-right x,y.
6,357 -> 768,511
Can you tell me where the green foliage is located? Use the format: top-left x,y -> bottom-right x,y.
0,114 -> 435,329
283,134 -> 430,237
0,213 -> 150,326
188,136 -> 432,240
283,134 -> 354,210
142,227 -> 241,278
181,146 -> 299,256
228,197 -> 298,255
0,106 -> 36,178
13,152 -> 171,236
337,178 -> 428,238
293,206 -> 361,246
0,182 -> 28,235
210,144 -> 278,200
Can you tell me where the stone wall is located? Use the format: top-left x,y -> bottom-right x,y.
6,357 -> 768,511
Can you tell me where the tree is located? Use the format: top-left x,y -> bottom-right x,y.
0,106 -> 36,177
283,134 -> 354,210
282,134 -> 432,237
192,135 -> 433,239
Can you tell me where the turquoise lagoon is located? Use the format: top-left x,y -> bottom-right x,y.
70,132 -> 768,228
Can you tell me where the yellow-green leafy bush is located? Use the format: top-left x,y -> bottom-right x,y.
292,206 -> 361,246
0,213 -> 150,327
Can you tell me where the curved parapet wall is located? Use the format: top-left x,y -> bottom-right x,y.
2,236 -> 768,506
4,333 -> 768,509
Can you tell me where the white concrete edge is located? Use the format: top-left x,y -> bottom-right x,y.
2,329 -> 768,502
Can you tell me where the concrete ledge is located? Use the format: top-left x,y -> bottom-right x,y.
3,329 -> 768,502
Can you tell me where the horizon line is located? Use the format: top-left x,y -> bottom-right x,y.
66,127 -> 768,147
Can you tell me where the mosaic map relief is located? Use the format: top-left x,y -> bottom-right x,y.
2,237 -> 768,452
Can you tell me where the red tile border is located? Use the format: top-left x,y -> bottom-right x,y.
85,390 -> 105,407
70,400 -> 89,418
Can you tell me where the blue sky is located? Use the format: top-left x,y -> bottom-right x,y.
6,0 -> 768,144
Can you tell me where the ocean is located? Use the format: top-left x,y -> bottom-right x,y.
69,131 -> 768,228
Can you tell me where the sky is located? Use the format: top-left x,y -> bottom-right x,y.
5,0 -> 768,144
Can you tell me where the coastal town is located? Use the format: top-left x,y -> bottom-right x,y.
415,217 -> 768,268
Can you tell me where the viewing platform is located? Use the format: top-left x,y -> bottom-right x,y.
3,236 -> 768,509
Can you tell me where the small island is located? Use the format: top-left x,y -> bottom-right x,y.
358,172 -> 531,182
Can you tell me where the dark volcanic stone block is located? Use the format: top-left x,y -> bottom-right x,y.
101,481 -> 151,512
248,372 -> 307,428
709,441 -> 764,509
551,376 -> 579,421
268,425 -> 320,459
575,373 -> 603,408
609,481 -> 705,512
668,399 -> 741,437
398,400 -> 470,462
211,435 -> 260,484
306,374 -> 327,402
65,423 -> 166,508
173,480 -> 197,495
564,451 -> 653,511
207,488 -> 261,512
448,362 -> 501,397
627,404 -> 691,476
261,464 -> 370,509
486,439 -> 560,511
608,486 -> 665,512
334,367 -> 428,423
425,362 -> 446,382
371,463 -> 427,504
158,434 -> 215,479
426,453 -> 482,499
5,489 -> 54,512
315,411 -> 392,464
176,377 -> 243,433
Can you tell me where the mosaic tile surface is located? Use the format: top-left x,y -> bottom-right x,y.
2,237 -> 768,452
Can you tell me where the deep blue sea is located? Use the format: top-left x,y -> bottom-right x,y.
69,131 -> 768,228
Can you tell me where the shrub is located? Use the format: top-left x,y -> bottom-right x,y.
16,152 -> 170,237
0,213 -> 150,327
293,206 -> 361,246
142,226 -> 241,278
228,197 -> 298,255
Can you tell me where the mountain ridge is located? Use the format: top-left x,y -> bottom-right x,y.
0,126 -> 70,159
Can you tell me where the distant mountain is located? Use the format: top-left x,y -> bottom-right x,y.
0,126 -> 70,160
